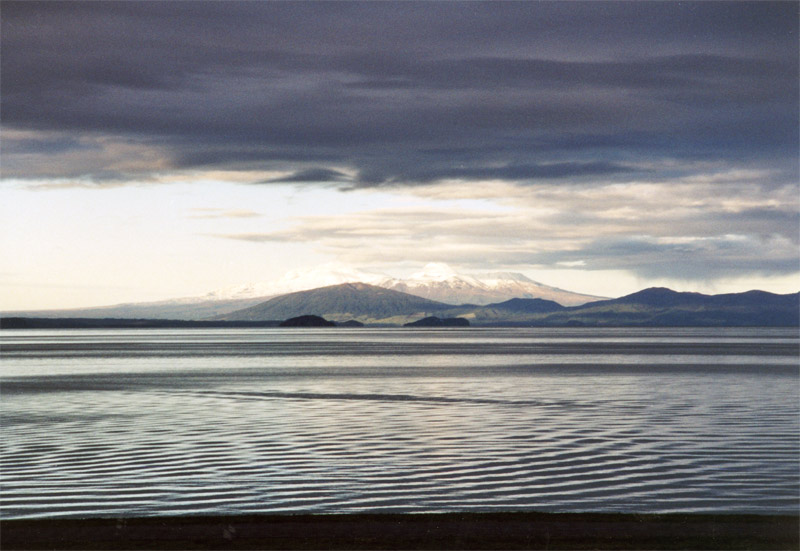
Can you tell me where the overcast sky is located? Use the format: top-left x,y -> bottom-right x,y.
2,1 -> 798,309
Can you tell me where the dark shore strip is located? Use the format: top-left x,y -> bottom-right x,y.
2,512 -> 797,550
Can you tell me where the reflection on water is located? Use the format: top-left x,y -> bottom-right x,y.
1,328 -> 798,519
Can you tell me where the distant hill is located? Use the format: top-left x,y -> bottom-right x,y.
8,286 -> 796,328
2,296 -> 270,321
458,288 -> 799,327
449,297 -> 567,325
482,298 -> 565,314
218,282 -> 453,323
219,284 -> 798,327
279,315 -> 336,327
404,316 -> 470,327
338,319 -> 365,328
613,287 -> 796,311
0,318 -> 282,329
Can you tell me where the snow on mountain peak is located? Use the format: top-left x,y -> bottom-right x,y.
205,262 -> 604,306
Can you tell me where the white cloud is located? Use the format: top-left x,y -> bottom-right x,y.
188,208 -> 261,219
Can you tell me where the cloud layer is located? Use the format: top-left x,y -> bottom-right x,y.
215,180 -> 799,281
1,1 -> 797,291
2,2 -> 797,188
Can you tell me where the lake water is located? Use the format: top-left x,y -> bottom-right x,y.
1,327 -> 798,519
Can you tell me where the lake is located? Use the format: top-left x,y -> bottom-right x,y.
1,327 -> 798,519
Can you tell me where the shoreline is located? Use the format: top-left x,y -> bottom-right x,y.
3,317 -> 799,330
2,511 -> 798,550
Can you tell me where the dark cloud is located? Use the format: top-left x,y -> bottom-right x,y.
539,235 -> 800,279
1,134 -> 97,156
261,168 -> 352,184
405,162 -> 639,184
1,1 -> 797,187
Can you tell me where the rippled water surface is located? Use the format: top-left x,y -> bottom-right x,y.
2,327 -> 798,519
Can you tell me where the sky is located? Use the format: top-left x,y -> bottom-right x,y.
1,1 -> 798,310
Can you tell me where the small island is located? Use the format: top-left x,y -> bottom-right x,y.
404,316 -> 470,327
278,315 -> 336,327
338,319 -> 365,327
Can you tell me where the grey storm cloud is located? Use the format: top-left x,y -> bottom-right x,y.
537,235 -> 800,280
1,1 -> 798,187
261,168 -> 353,184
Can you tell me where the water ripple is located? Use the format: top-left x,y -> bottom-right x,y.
1,328 -> 798,519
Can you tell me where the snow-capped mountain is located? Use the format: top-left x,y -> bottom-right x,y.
377,263 -> 492,305
203,263 -> 389,301
377,263 -> 603,306
7,263 -> 604,321
208,262 -> 604,307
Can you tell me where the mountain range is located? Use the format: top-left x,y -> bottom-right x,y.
214,283 -> 799,327
207,263 -> 604,307
5,263 -> 797,327
5,263 -> 604,320
457,288 -> 800,327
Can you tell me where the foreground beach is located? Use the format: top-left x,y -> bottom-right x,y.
2,512 -> 798,550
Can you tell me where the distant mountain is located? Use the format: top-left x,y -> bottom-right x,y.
9,261 -> 793,327
483,298 -> 565,313
453,297 -> 567,325
5,263 -> 603,319
611,287 -> 796,311
7,286 -> 797,328
0,318 -> 282,329
217,282 -> 453,324
218,283 -> 798,327
457,287 -> 799,327
377,263 -> 604,306
2,296 -> 269,321
204,262 -> 605,307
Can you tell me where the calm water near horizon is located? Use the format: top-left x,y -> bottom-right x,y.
1,327 -> 798,519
